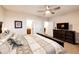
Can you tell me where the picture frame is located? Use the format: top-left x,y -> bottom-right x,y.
15,21 -> 22,28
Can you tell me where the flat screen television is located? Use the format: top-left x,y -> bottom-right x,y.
57,23 -> 69,30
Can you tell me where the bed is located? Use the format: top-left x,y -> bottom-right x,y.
0,32 -> 66,54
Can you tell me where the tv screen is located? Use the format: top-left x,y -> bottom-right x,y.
57,23 -> 69,30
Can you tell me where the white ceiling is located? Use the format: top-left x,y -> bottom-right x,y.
2,5 -> 79,18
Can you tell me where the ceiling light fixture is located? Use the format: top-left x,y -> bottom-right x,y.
45,10 -> 51,15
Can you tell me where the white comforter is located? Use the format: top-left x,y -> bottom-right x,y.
0,33 -> 66,54
24,34 -> 66,54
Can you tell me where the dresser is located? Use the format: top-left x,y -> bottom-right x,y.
53,29 -> 75,44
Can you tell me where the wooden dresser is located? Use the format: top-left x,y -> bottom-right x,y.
53,29 -> 75,44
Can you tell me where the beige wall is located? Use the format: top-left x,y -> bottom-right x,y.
0,6 -> 5,21
0,7 -> 47,35
49,10 -> 79,43
2,11 -> 46,35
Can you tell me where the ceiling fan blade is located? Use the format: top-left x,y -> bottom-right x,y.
51,12 -> 55,14
53,6 -> 60,10
46,6 -> 50,9
38,10 -> 45,12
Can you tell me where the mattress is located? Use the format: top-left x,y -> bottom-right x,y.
0,34 -> 66,54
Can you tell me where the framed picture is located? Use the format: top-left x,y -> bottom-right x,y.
15,21 -> 22,28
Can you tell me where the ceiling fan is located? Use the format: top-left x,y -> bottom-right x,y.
38,6 -> 60,15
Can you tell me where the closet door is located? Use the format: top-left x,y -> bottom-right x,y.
0,22 -> 2,33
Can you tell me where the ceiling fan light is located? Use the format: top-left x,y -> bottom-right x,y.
45,10 -> 51,14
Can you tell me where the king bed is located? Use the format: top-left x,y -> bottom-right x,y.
0,32 -> 66,54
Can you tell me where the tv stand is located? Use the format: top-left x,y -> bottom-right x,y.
53,29 -> 75,44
